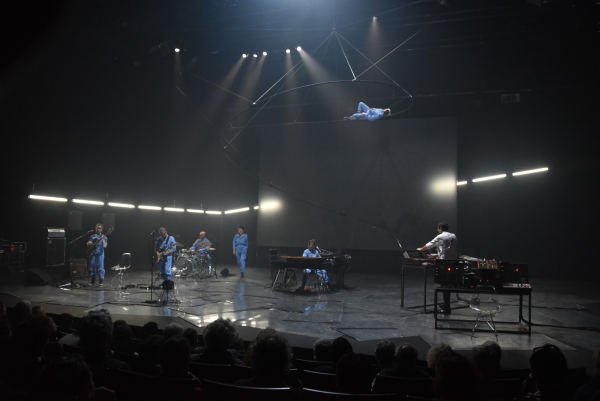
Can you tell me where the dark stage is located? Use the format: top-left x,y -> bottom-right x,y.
1,265 -> 598,373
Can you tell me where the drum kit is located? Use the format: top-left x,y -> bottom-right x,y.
172,242 -> 217,280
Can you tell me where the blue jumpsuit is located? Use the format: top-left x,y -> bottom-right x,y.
191,238 -> 212,267
156,235 -> 176,280
349,102 -> 385,121
233,233 -> 248,273
302,248 -> 329,287
88,233 -> 107,280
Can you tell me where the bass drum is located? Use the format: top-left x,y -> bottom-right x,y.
174,254 -> 193,273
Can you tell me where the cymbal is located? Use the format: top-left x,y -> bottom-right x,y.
174,242 -> 185,247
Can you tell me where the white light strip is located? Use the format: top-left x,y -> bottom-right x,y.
72,199 -> 104,205
205,210 -> 222,215
472,174 -> 506,183
253,206 -> 259,210
456,181 -> 468,186
512,167 -> 548,176
164,207 -> 184,212
224,207 -> 250,214
29,195 -> 68,202
138,205 -> 162,210
186,209 -> 205,213
108,202 -> 135,208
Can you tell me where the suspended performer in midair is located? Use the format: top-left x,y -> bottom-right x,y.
344,102 -> 391,121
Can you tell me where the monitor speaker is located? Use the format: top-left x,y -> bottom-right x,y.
26,268 -> 52,286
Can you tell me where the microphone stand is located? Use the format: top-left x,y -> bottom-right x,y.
60,230 -> 92,289
145,230 -> 159,304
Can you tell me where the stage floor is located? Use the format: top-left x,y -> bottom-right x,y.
1,265 -> 599,370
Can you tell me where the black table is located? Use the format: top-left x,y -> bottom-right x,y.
434,286 -> 532,335
400,261 -> 438,313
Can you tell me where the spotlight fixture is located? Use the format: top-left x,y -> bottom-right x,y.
174,47 -> 180,53
242,53 -> 248,58
286,48 -> 291,54
296,46 -> 301,51
263,51 -> 267,56
253,53 -> 257,58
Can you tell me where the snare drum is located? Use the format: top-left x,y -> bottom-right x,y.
175,254 -> 193,272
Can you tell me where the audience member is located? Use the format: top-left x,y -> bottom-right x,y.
78,309 -> 129,370
235,333 -> 294,388
191,318 -> 244,365
379,343 -> 431,378
112,323 -> 133,342
336,352 -> 374,394
10,299 -> 32,328
482,340 -> 502,363
243,327 -> 278,366
433,351 -> 479,401
113,319 -> 127,328
374,340 -> 396,366
522,343 -> 570,401
140,321 -> 159,339
314,336 -> 353,373
163,322 -> 184,340
183,327 -> 202,353
427,342 -> 453,369
138,334 -> 165,376
472,343 -> 501,378
31,305 -> 45,315
574,345 -> 600,401
313,339 -> 332,362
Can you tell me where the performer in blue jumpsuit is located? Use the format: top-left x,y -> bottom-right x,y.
155,227 -> 176,281
345,102 -> 391,121
190,230 -> 212,273
300,239 -> 329,291
232,225 -> 248,278
87,223 -> 107,286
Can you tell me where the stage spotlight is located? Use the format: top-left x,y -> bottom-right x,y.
456,181 -> 468,186
138,205 -> 162,210
253,53 -> 257,58
164,207 -> 184,212
205,210 -> 222,215
224,207 -> 250,214
174,47 -> 180,53
72,199 -> 104,205
263,51 -> 267,56
242,53 -> 248,58
253,206 -> 259,210
512,167 -> 548,176
28,195 -> 67,202
108,202 -> 135,208
373,16 -> 377,20
186,209 -> 205,213
296,46 -> 301,51
286,48 -> 291,53
472,174 -> 506,183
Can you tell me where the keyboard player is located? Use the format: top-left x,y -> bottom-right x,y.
417,222 -> 458,314
299,239 -> 330,291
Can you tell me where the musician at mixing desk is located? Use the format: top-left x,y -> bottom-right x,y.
156,227 -> 176,281
299,239 -> 330,291
417,222 -> 458,314
190,231 -> 212,273
87,223 -> 107,286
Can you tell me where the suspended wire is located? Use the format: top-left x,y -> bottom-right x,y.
334,32 -> 356,80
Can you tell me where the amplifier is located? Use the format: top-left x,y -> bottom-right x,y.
499,262 -> 529,284
463,269 -> 503,290
434,260 -> 470,287
47,228 -> 66,238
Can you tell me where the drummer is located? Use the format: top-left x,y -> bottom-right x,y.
190,231 -> 212,273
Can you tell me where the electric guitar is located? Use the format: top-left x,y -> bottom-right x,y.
86,228 -> 114,258
156,239 -> 176,261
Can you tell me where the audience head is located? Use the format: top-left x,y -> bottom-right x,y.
472,344 -> 501,378
244,327 -> 278,366
13,314 -> 54,357
183,327 -> 198,349
433,351 -> 478,401
163,323 -> 184,340
250,333 -> 292,379
529,344 -> 569,392
113,319 -> 127,328
12,300 -> 32,326
313,339 -> 332,362
34,356 -> 94,400
203,318 -> 238,351
395,343 -> 419,369
31,305 -> 45,316
55,313 -> 74,330
78,309 -> 113,354
375,340 -> 396,366
141,321 -> 159,339
160,336 -> 191,377
482,340 -> 502,362
427,343 -> 453,368
113,323 -> 133,341
331,336 -> 353,366
336,352 -> 373,394
139,334 -> 165,362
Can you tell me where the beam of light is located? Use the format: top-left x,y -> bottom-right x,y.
472,174 -> 507,183
456,181 -> 468,186
253,206 -> 259,210
186,209 -> 205,213
72,199 -> 104,205
512,167 -> 548,176
205,210 -> 222,215
224,207 -> 250,214
296,46 -> 301,51
108,202 -> 135,208
138,205 -> 162,210
164,207 -> 184,212
429,176 -> 456,195
28,195 -> 67,202
286,48 -> 291,54
259,200 -> 281,212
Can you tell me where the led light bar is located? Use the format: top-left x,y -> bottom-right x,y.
108,202 -> 135,208
472,174 -> 506,183
253,206 -> 259,210
72,199 -> 104,205
224,207 -> 250,214
28,195 -> 68,202
456,181 -> 468,186
186,209 -> 205,213
164,207 -> 184,212
205,210 -> 222,215
138,205 -> 162,210
512,167 -> 548,176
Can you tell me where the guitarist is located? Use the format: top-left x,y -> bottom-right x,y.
155,227 -> 176,281
87,223 -> 108,286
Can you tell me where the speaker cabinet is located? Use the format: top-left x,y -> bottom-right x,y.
47,238 -> 66,267
26,268 -> 52,286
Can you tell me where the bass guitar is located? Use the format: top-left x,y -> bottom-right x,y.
86,228 -> 114,258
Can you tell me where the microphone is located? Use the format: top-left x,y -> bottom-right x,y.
317,246 -> 321,252
87,230 -> 94,234
150,228 -> 158,234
